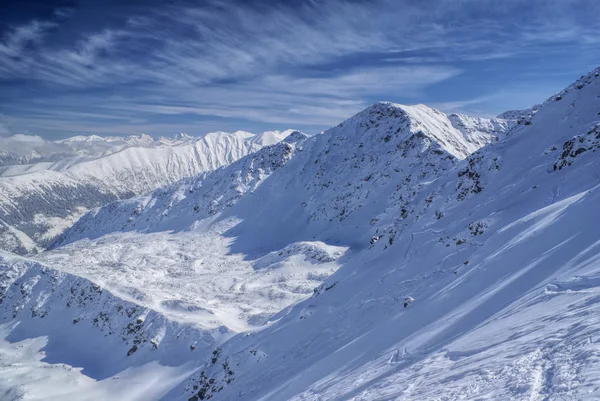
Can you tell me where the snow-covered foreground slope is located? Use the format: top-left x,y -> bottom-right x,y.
0,225 -> 348,400
0,130 -> 297,254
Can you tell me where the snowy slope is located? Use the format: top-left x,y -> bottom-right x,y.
496,104 -> 542,122
0,132 -> 217,170
171,67 -> 600,401
41,135 -> 350,333
0,130 -> 297,254
0,252 -> 220,400
51,135 -> 306,246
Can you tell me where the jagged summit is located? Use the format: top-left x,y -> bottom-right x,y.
174,132 -> 192,140
554,66 -> 600,99
496,105 -> 541,121
282,130 -> 309,143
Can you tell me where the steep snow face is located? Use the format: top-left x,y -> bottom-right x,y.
0,129 -> 297,171
447,112 -> 515,145
246,129 -> 302,146
496,105 -> 541,121
201,102 -> 510,255
0,130 -> 298,254
173,67 -> 600,401
0,131 -> 244,171
53,139 -> 302,245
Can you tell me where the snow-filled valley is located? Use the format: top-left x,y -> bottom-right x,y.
1,67 -> 600,401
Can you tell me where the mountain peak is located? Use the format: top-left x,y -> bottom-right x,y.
282,130 -> 309,144
345,101 -> 509,159
174,132 -> 191,140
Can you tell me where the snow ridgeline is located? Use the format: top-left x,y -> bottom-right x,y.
0,130 -> 300,254
0,130 -> 294,171
51,136 -> 306,247
53,103 -> 509,251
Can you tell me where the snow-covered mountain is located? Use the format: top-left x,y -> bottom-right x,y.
0,130 -> 297,254
1,67 -> 600,401
0,101 -> 510,399
496,104 -> 542,122
53,105 -> 507,248
174,67 -> 600,401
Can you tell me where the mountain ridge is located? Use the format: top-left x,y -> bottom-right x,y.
55,103 -> 509,252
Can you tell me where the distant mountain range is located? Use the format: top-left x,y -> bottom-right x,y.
0,129 -> 300,253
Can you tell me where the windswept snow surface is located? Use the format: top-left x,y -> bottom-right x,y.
2,69 -> 600,401
0,130 -> 297,254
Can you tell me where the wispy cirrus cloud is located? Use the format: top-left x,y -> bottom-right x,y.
0,19 -> 56,77
0,0 -> 599,138
0,19 -> 55,57
6,64 -> 462,132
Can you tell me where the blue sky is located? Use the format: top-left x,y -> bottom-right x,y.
0,0 -> 599,139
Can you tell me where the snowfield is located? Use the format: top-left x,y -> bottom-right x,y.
1,68 -> 600,400
40,222 -> 348,332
